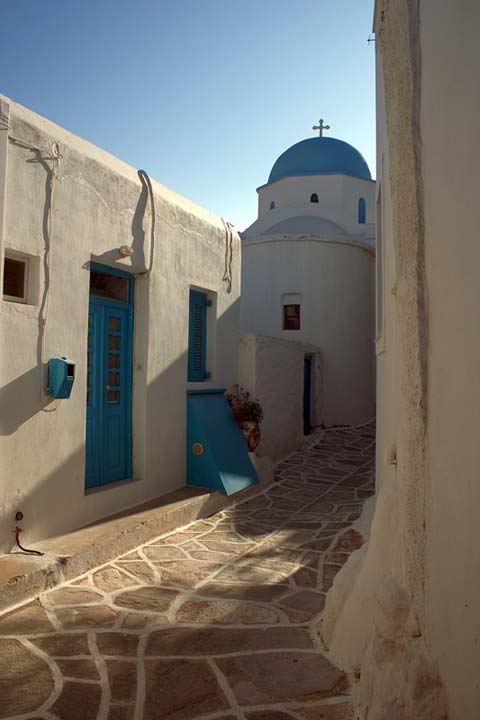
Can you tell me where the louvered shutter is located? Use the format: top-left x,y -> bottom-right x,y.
188,290 -> 209,381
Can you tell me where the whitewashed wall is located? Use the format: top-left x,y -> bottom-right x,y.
254,173 -> 376,238
0,95 -> 241,552
238,333 -> 323,460
241,236 -> 375,426
322,2 -> 480,718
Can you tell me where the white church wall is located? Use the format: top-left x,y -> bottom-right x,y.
0,95 -> 241,552
238,333 -> 323,461
241,236 -> 375,426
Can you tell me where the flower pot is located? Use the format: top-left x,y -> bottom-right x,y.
240,421 -> 261,452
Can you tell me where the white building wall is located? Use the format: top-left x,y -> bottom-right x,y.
241,236 -> 375,425
252,174 -> 375,239
420,1 -> 480,715
0,96 -> 241,552
238,333 -> 323,461
322,2 -> 480,718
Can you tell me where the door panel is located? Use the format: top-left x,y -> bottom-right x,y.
85,286 -> 133,489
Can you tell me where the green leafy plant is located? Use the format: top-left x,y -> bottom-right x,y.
226,385 -> 263,424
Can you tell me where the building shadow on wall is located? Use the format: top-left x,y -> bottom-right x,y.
0,365 -> 52,435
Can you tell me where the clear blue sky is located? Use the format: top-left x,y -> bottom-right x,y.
1,0 -> 375,229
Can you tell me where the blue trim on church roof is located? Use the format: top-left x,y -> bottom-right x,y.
263,136 -> 372,187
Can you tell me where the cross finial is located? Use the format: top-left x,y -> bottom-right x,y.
312,118 -> 330,137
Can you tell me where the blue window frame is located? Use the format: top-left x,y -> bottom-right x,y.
188,290 -> 210,381
358,197 -> 366,223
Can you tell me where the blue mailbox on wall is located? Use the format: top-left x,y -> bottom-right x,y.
47,357 -> 75,399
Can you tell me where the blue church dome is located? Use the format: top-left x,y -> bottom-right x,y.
267,136 -> 372,184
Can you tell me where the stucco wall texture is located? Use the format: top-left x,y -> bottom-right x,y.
0,96 -> 241,553
241,237 -> 376,426
321,2 -> 480,719
238,333 -> 323,461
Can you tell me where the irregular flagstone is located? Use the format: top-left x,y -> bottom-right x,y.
146,626 -> 312,655
57,658 -> 99,679
326,552 -> 350,565
108,707 -> 134,720
142,545 -> 188,561
154,531 -> 200,545
198,581 -> 289,603
331,529 -> 364,553
188,549 -> 232,562
0,600 -> 54,635
237,556 -> 298,574
50,680 -> 102,720
92,566 -> 140,592
143,658 -> 230,720
269,530 -> 318,546
96,632 -> 140,656
154,560 -> 224,587
122,612 -> 150,629
181,521 -> 216,533
277,590 -> 326,616
56,604 -> 118,629
246,545 -> 302,564
118,561 -> 156,584
114,586 -> 178,613
297,703 -> 354,719
32,633 -> 90,656
217,651 -> 349,706
201,539 -> 254,554
48,586 -> 104,606
107,659 -> 137,701
203,530 -> 252,543
214,564 -> 288,585
0,638 -> 54,718
245,711 -> 297,719
291,566 -> 318,588
321,564 -> 343,591
176,598 -> 280,625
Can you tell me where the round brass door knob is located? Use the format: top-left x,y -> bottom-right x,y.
192,442 -> 204,456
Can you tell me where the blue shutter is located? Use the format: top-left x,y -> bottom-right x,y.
358,197 -> 366,224
188,290 -> 209,381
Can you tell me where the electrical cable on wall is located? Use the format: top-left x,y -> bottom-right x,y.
221,217 -> 234,293
136,169 -> 155,276
8,135 -> 62,406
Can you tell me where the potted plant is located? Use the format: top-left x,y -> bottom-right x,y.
226,385 -> 264,452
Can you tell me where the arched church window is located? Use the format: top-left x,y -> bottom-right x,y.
358,197 -> 366,223
269,201 -> 275,210
310,193 -> 318,203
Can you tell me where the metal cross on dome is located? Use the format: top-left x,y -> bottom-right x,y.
312,118 -> 330,137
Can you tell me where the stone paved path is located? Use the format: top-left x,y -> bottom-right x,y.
0,423 -> 375,720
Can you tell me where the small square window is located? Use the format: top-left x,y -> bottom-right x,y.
283,304 -> 300,330
3,256 -> 28,303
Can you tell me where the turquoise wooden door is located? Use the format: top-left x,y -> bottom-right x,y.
85,267 -> 133,489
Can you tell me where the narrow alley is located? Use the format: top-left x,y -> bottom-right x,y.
0,424 -> 375,720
